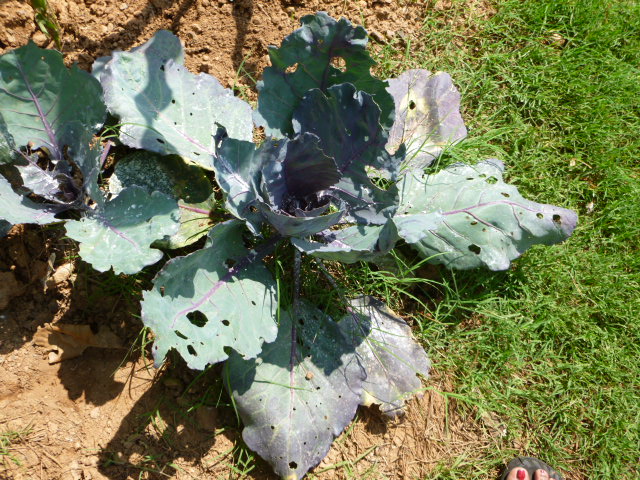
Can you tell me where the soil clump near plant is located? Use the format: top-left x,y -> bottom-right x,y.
0,1 -> 500,478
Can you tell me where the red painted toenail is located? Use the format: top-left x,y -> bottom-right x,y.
516,469 -> 526,480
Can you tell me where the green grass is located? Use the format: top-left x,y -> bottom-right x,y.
0,427 -> 32,467
366,0 -> 640,478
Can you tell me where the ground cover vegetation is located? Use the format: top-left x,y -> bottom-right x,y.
1,0 -> 638,478
367,0 -> 638,478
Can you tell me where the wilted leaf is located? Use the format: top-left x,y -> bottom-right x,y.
386,69 -> 467,170
340,296 -> 430,416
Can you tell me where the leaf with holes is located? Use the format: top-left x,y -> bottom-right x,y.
340,296 -> 431,416
226,302 -> 365,480
92,29 -> 185,82
394,159 -> 578,270
64,186 -> 180,274
100,31 -> 252,169
256,12 -> 394,137
141,220 -> 279,370
386,69 -> 467,170
108,150 -> 215,248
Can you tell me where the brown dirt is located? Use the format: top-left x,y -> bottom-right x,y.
0,1 -> 503,479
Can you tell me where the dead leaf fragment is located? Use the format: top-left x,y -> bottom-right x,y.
45,261 -> 76,291
34,323 -> 124,364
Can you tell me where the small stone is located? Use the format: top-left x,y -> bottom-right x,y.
89,407 -> 100,419
32,31 -> 49,46
119,2 -> 128,10
285,6 -> 295,14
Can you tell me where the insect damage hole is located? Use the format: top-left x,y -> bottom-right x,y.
536,213 -> 544,219
221,319 -> 230,326
468,244 -> 481,255
409,100 -> 416,110
187,311 -> 208,328
553,214 -> 561,223
289,461 -> 298,469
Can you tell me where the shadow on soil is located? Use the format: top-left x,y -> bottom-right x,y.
95,360 -> 276,479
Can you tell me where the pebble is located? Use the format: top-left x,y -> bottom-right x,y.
32,31 -> 49,46
89,407 -> 100,419
119,2 -> 128,10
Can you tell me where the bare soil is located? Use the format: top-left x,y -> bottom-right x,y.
0,1 -> 501,478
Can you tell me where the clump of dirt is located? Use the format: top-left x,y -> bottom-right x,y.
0,1 -> 505,479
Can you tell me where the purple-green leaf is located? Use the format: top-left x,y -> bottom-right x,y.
386,69 -> 467,170
257,12 -> 394,137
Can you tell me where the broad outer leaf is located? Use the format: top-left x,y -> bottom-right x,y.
0,174 -> 59,226
101,32 -> 252,168
291,222 -> 398,264
141,220 -> 278,370
386,70 -> 467,170
396,159 -> 578,270
92,29 -> 185,81
0,42 -> 106,160
257,12 -> 394,136
109,150 -> 215,248
340,296 -> 430,416
64,186 -> 179,274
227,303 -> 365,480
